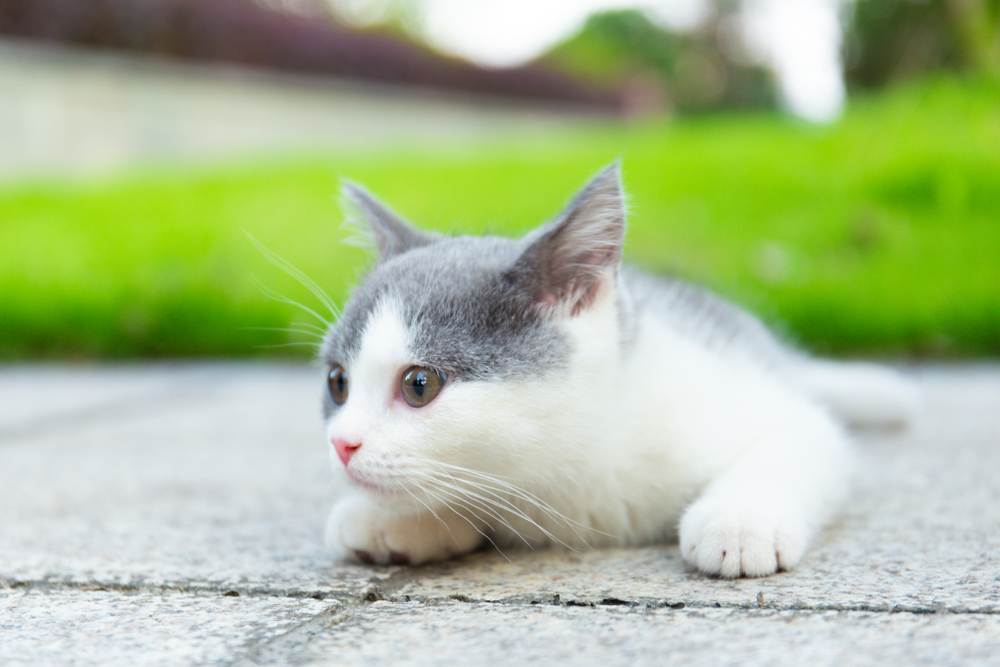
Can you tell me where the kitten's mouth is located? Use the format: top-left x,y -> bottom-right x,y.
345,468 -> 397,495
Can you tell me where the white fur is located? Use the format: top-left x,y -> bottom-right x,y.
324,276 -> 888,576
789,360 -> 919,428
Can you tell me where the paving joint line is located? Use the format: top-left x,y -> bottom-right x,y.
0,577 -> 369,603
380,592 -> 1000,616
6,574 -> 997,617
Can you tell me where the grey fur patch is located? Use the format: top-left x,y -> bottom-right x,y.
322,234 -> 569,384
621,267 -> 791,366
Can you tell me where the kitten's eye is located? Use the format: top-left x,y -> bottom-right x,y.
400,366 -> 446,408
327,364 -> 349,405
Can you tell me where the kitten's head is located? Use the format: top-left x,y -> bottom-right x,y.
321,164 -> 627,510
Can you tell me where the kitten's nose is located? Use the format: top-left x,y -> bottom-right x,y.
332,438 -> 362,466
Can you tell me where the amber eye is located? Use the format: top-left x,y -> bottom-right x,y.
327,364 -> 349,405
400,366 -> 446,407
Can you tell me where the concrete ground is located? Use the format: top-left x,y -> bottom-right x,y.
1,363 -> 998,665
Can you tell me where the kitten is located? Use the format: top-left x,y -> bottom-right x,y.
320,163 -> 915,577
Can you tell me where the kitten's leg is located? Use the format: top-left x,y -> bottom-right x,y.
678,404 -> 853,578
325,494 -> 483,565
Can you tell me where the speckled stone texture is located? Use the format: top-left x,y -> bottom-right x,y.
0,588 -> 336,666
291,602 -> 1000,667
1,364 -> 998,665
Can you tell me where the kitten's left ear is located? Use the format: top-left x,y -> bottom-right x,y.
341,182 -> 436,261
510,162 -> 626,313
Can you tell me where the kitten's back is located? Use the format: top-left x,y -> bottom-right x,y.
622,267 -> 790,366
622,267 -> 917,428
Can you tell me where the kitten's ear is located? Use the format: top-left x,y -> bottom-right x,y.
340,182 -> 435,261
511,162 -> 626,313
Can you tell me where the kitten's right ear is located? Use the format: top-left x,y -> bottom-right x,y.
508,162 -> 626,314
340,182 -> 435,261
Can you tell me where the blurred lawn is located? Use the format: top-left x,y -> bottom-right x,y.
1,77 -> 998,360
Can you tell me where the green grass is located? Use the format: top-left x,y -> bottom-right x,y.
1,77 -> 998,360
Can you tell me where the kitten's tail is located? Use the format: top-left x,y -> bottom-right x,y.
789,360 -> 919,429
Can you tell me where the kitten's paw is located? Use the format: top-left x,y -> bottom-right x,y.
678,498 -> 808,578
324,496 -> 481,565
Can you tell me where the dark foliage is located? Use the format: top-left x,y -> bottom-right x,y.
845,0 -> 1000,87
540,9 -> 776,114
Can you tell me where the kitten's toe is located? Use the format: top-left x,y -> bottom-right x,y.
774,526 -> 806,571
680,501 -> 807,578
688,518 -> 775,577
324,496 -> 390,564
737,526 -> 779,577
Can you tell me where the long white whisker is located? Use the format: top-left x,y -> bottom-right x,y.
451,474 -> 597,546
243,325 -> 327,342
418,482 -> 509,561
415,473 -> 534,550
255,341 -> 322,350
402,479 -> 456,545
252,278 -> 331,328
427,486 -> 502,539
243,325 -> 327,337
422,460 -> 613,540
424,470 -> 577,551
246,232 -> 341,320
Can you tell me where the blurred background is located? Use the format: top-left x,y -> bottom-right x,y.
0,0 -> 997,361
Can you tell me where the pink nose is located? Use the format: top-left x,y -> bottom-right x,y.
332,438 -> 362,466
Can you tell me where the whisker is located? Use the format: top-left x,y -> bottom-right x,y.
421,460 -> 613,541
454,475 -> 596,546
414,473 -> 534,550
242,325 -> 327,341
402,479 -> 456,544
418,483 -> 509,561
423,469 -> 577,551
254,341 -> 322,350
252,277 -> 331,328
245,232 -> 341,320
243,325 -> 325,334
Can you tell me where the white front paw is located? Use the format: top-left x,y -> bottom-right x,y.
679,497 -> 809,578
324,495 -> 480,565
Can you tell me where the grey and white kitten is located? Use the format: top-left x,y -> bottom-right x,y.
320,163 -> 915,577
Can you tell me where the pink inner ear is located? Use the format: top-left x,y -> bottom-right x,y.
537,270 -> 614,318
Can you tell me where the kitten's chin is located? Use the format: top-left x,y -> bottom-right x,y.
344,467 -> 402,497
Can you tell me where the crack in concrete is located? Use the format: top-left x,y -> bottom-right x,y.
0,577 -> 363,603
381,591 -> 1000,616
5,575 -> 996,617
231,605 -> 354,666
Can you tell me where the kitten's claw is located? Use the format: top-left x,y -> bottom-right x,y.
678,498 -> 808,578
353,549 -> 376,565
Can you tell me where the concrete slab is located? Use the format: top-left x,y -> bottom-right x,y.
287,601 -> 1000,667
0,364 -> 379,598
0,588 -> 334,666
